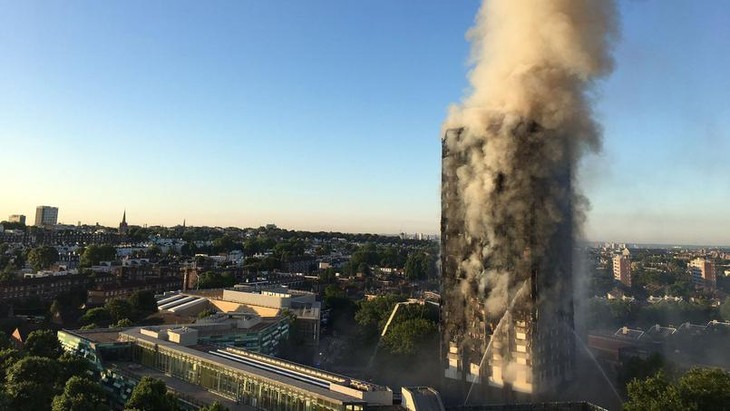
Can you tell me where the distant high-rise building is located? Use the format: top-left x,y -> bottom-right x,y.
612,255 -> 632,287
8,215 -> 26,225
689,258 -> 715,290
34,206 -> 58,226
119,210 -> 128,235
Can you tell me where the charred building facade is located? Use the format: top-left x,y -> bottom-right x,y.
440,123 -> 576,402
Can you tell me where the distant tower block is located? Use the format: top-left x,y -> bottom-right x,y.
34,206 -> 59,226
612,255 -> 632,287
8,215 -> 26,225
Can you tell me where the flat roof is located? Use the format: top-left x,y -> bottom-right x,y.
108,361 -> 255,411
61,328 -> 127,344
121,328 -> 370,405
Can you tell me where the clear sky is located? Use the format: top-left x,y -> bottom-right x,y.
1,1 -> 728,245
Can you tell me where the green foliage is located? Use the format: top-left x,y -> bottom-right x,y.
124,376 -> 179,411
104,299 -> 133,323
80,244 -> 116,267
272,238 -> 305,262
0,331 -> 11,350
79,323 -> 98,330
590,266 -> 614,296
0,348 -> 22,379
625,368 -> 730,411
199,401 -> 230,411
129,290 -> 159,319
322,285 -> 357,335
52,375 -> 108,411
323,285 -> 346,307
212,235 -> 241,253
197,308 -> 217,319
5,356 -> 62,411
27,246 -> 59,271
127,227 -> 152,243
81,308 -> 111,326
675,368 -> 730,410
354,295 -> 404,339
24,329 -> 62,359
617,353 -> 666,394
197,271 -> 237,289
0,221 -> 26,230
111,318 -> 134,328
636,301 -> 716,327
380,318 -> 437,356
624,371 -> 682,411
242,237 -> 276,255
586,298 -> 637,328
58,352 -> 91,382
404,251 -> 436,280
318,268 -> 337,284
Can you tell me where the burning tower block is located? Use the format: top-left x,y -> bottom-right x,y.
438,0 -> 617,402
441,123 -> 576,402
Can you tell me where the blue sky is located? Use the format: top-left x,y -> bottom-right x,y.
0,1 -> 728,245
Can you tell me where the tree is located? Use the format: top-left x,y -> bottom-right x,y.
625,368 -> 730,411
0,330 -> 12,350
58,352 -> 91,382
145,245 -> 162,258
105,299 -> 133,323
404,251 -> 436,280
24,329 -> 63,359
129,290 -> 159,319
617,353 -> 666,394
212,235 -> 239,253
355,295 -> 404,335
111,318 -> 134,328
380,317 -> 437,356
124,376 -> 179,411
199,401 -> 230,411
52,376 -> 108,411
80,244 -> 117,267
0,347 -> 22,378
675,368 -> 730,410
197,309 -> 217,319
81,307 -> 111,326
5,356 -> 62,411
197,271 -> 237,289
27,246 -> 59,271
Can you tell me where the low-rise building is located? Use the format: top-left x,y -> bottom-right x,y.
58,327 -> 394,411
0,274 -> 89,302
87,276 -> 181,305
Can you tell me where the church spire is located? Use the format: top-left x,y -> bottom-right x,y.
119,209 -> 128,235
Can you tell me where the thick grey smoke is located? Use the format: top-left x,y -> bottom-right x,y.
445,0 -> 617,313
442,0 -> 618,393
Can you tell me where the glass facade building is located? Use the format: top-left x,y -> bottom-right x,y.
59,328 -> 390,411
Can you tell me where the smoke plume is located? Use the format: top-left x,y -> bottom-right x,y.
441,0 -> 618,395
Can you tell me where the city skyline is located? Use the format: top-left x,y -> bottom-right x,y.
1,1 -> 729,244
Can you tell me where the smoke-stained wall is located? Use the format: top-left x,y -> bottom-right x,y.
440,0 -> 617,402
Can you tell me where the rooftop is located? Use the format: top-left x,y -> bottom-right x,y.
120,327 -> 385,405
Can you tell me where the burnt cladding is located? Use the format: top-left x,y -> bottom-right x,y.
440,119 -> 575,402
